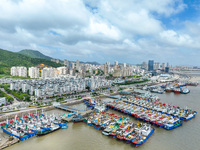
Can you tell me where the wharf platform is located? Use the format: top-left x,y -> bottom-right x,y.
62,109 -> 93,122
104,95 -> 121,100
0,137 -> 19,150
54,104 -> 86,112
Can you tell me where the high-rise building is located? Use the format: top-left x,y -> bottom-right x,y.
64,59 -> 69,67
167,62 -> 169,67
41,67 -> 57,78
104,64 -> 109,75
142,61 -> 148,70
123,63 -> 126,68
106,62 -> 110,74
162,63 -> 166,69
115,61 -> 118,66
28,67 -> 40,78
72,63 -> 75,69
114,61 -> 119,70
165,67 -> 170,73
76,60 -> 80,70
11,66 -> 27,77
57,67 -> 68,75
148,60 -> 154,71
154,62 -> 160,70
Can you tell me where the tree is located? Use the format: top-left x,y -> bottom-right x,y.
86,86 -> 90,91
25,96 -> 31,102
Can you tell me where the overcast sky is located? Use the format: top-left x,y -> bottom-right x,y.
0,0 -> 200,66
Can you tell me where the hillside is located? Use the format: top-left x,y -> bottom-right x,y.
0,49 -> 62,75
18,49 -> 52,60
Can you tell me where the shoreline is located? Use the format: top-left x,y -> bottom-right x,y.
188,76 -> 200,82
0,99 -> 84,122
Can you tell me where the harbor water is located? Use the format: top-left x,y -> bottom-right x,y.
2,84 -> 200,150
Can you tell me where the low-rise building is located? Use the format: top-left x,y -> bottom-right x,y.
0,97 -> 6,106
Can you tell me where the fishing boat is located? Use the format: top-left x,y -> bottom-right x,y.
50,123 -> 61,132
163,119 -> 183,130
36,129 -> 51,136
185,82 -> 198,86
1,125 -> 29,141
181,88 -> 190,94
124,132 -> 138,143
173,88 -> 181,93
72,113 -> 84,123
150,88 -> 158,93
165,87 -> 173,92
132,124 -> 154,147
102,122 -> 115,136
180,110 -> 197,121
86,112 -> 154,147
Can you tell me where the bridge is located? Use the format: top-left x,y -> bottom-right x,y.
54,104 -> 87,112
104,95 -> 121,99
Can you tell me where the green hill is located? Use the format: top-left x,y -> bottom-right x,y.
0,49 -> 62,75
18,49 -> 52,60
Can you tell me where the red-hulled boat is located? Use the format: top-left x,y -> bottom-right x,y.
174,88 -> 181,93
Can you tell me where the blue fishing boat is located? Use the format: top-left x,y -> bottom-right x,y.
132,126 -> 154,147
1,126 -> 29,141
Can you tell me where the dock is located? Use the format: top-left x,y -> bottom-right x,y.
54,104 -> 86,112
62,109 -> 93,122
104,95 -> 121,100
0,137 -> 19,150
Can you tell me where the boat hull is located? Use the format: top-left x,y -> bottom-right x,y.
1,127 -> 29,141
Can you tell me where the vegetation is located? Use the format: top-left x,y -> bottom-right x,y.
106,74 -> 114,79
18,49 -> 52,60
56,97 -> 64,102
91,92 -> 99,96
0,48 -> 62,75
86,86 -> 90,91
0,90 -> 14,102
2,84 -> 30,101
118,87 -> 125,91
114,79 -> 149,85
75,95 -> 82,100
95,69 -> 104,76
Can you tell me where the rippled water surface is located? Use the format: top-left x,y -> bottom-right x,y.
2,82 -> 200,150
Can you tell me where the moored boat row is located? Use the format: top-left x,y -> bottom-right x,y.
0,111 -> 68,141
107,101 -> 183,130
120,97 -> 197,121
84,111 -> 154,147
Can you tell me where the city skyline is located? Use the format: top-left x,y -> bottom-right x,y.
0,0 -> 200,66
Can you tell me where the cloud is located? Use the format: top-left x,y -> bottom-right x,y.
0,0 -> 199,66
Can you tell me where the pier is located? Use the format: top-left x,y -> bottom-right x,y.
54,104 -> 86,112
104,95 -> 121,100
0,137 -> 19,150
62,109 -> 93,122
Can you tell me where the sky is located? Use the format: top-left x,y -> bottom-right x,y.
0,0 -> 200,66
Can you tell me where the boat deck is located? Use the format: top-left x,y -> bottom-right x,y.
62,109 -> 93,122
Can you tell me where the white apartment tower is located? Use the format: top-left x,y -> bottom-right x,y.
28,67 -> 40,78
11,66 -> 27,77
41,67 -> 57,78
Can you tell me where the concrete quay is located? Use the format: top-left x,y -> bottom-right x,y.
62,109 -> 94,122
0,99 -> 85,122
0,137 -> 19,150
